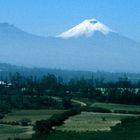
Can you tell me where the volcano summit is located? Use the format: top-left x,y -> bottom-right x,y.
0,18 -> 140,72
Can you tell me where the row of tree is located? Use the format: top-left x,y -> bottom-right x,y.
0,72 -> 140,110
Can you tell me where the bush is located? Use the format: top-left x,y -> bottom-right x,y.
34,108 -> 81,134
62,97 -> 73,109
0,113 -> 5,119
0,121 -> 19,125
0,118 -> 32,126
114,110 -> 140,114
11,121 -> 19,125
81,106 -> 111,113
114,110 -> 127,114
18,118 -> 32,126
121,117 -> 140,124
34,106 -> 111,134
0,103 -> 10,114
14,138 -> 21,140
127,110 -> 140,114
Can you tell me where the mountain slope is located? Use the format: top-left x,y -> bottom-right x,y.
0,19 -> 140,72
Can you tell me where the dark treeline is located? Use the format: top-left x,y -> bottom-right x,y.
1,63 -> 140,83
0,72 -> 140,113
34,106 -> 111,134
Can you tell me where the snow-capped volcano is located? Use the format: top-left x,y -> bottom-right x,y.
58,18 -> 112,39
0,20 -> 140,72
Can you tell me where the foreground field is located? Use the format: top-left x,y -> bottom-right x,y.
57,112 -> 136,132
1,103 -> 140,140
45,117 -> 140,140
1,109 -> 66,124
91,102 -> 140,112
0,109 -> 65,140
0,125 -> 33,140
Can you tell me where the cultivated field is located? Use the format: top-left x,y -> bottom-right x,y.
91,103 -> 140,112
0,109 -> 65,140
0,125 -> 33,140
1,103 -> 140,140
57,112 -> 136,132
47,118 -> 140,140
1,109 -> 66,124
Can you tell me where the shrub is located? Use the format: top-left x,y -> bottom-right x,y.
34,108 -> 81,134
114,110 -> 127,114
81,106 -> 111,113
114,110 -> 140,114
0,113 -> 5,119
62,97 -> 73,109
127,110 -> 140,114
121,117 -> 140,124
18,118 -> 32,126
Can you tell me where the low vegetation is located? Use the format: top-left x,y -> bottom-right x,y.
0,125 -> 33,140
34,108 -> 81,134
33,117 -> 140,140
81,106 -> 111,113
57,112 -> 136,132
0,73 -> 140,140
92,102 -> 140,113
1,109 -> 65,125
0,109 -> 65,140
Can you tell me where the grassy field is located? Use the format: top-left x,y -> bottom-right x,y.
91,102 -> 140,112
47,96 -> 87,107
0,109 -> 66,140
1,109 -> 66,124
57,112 -> 135,132
31,116 -> 140,140
0,124 -> 33,140
1,103 -> 140,140
46,119 -> 140,140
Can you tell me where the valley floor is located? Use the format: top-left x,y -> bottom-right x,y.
1,101 -> 140,140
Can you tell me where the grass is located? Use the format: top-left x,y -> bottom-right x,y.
1,109 -> 66,124
37,117 -> 140,140
91,102 -> 140,112
47,96 -> 87,107
1,102 -> 140,140
57,112 -> 135,132
0,124 -> 33,140
73,97 -> 96,106
0,109 -> 66,140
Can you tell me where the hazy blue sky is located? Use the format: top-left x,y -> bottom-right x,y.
0,0 -> 140,41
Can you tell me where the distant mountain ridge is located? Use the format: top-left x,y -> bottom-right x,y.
0,19 -> 140,72
1,62 -> 140,83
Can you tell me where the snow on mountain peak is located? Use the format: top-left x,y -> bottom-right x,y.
57,18 -> 112,39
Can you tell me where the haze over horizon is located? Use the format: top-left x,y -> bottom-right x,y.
0,0 -> 140,73
0,17 -> 140,72
0,0 -> 140,42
